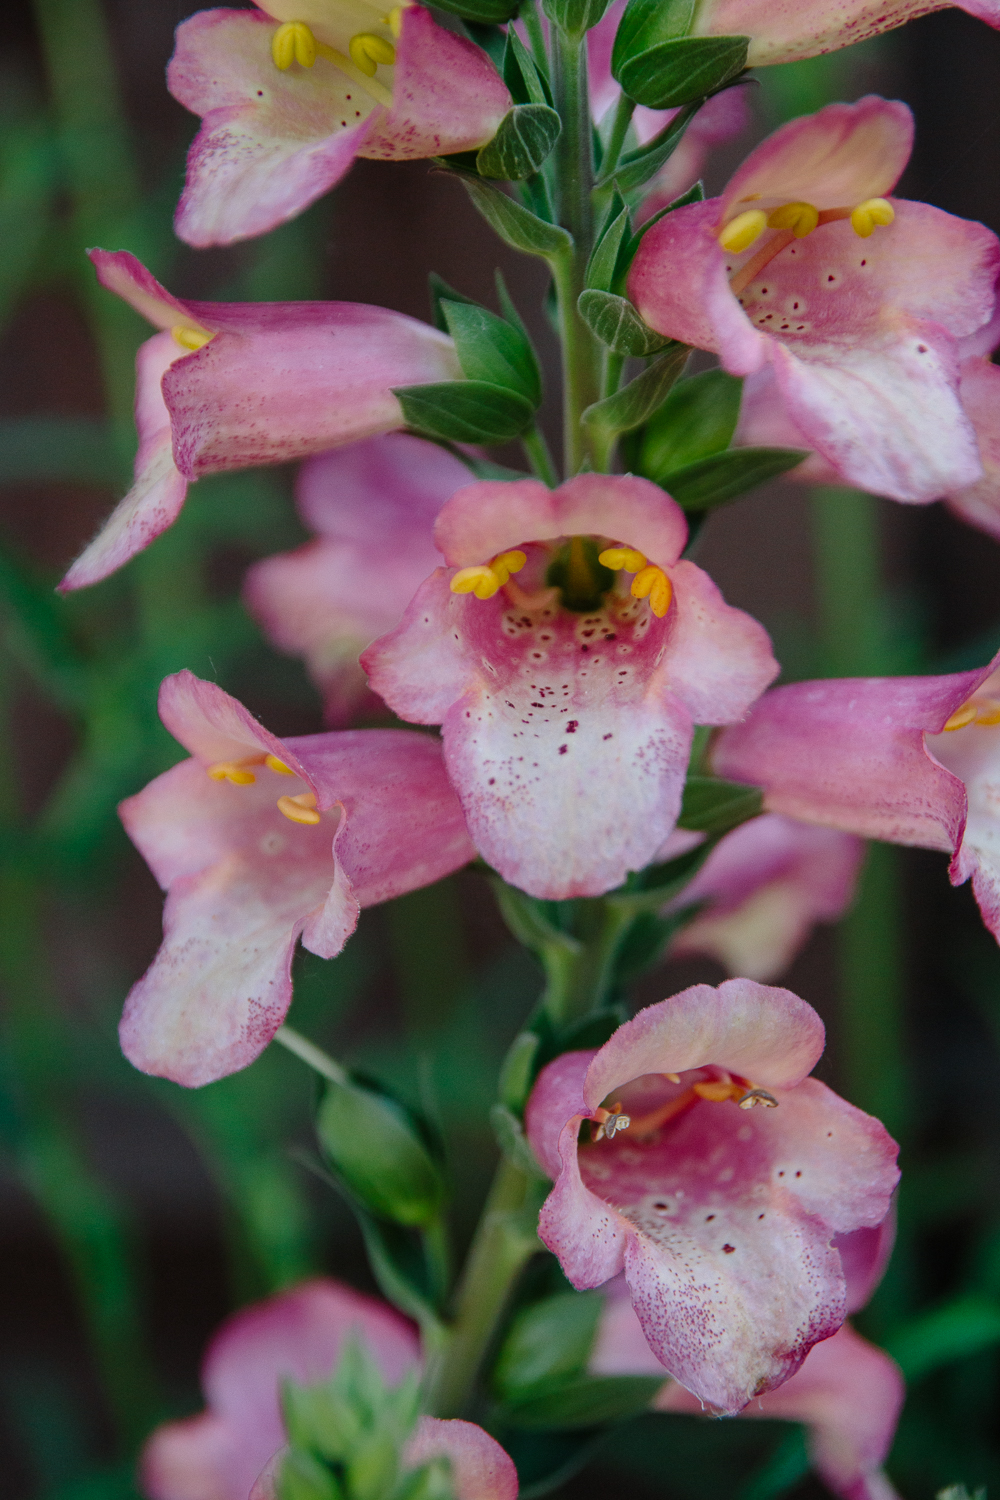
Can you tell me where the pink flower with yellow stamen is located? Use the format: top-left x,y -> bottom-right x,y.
524,979 -> 899,1415
628,97 -> 1000,503
361,473 -> 778,901
119,670 -> 475,1087
167,1 -> 511,247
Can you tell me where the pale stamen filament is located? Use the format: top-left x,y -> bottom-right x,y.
590,1073 -> 779,1142
722,197 -> 896,296
271,21 -> 394,108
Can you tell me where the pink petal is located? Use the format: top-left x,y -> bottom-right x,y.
88,249 -> 208,333
360,6 -> 510,161
434,473 -> 690,570
697,0 -> 1000,66
945,357 -> 1000,539
583,978 -> 826,1108
659,560 -> 778,724
119,673 -> 473,1085
835,1213 -> 897,1315
669,815 -> 864,981
59,331 -> 189,591
734,366 -> 842,485
926,684 -> 1000,940
712,671 -> 990,852
720,98 -> 912,220
404,1417 -> 518,1500
142,1279 -> 419,1500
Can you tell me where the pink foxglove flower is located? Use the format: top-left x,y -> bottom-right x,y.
168,2 -> 511,246
119,670 -> 474,1087
361,473 -> 778,900
628,97 -> 1000,503
245,434 -> 471,725
693,0 -> 1000,66
61,250 -> 460,592
667,814 -> 863,981
524,979 -> 899,1414
141,1277 -> 517,1500
714,656 -> 1000,943
592,1282 -> 904,1500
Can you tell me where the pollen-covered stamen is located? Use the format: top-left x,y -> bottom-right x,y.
277,791 -> 321,825
725,198 -> 894,299
451,550 -> 527,600
631,565 -> 672,618
766,200 -> 819,238
597,1072 -> 777,1143
943,694 -> 1000,730
850,197 -> 895,238
270,20 -> 394,107
206,756 -> 266,785
171,325 -> 214,352
737,1087 -> 779,1110
598,545 -> 647,573
265,754 -> 296,774
591,1102 -> 631,1142
718,208 -> 768,254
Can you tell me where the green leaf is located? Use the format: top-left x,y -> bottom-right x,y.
277,1449 -> 342,1500
661,446 -> 810,511
355,1210 -> 445,1325
316,1077 -> 446,1228
585,199 -> 631,292
440,300 -> 542,405
478,104 -> 561,180
678,775 -> 763,836
885,1294 -> 1000,1381
492,882 -> 582,961
637,368 -> 743,477
500,1374 -> 664,1428
491,1103 -> 549,1177
541,0 -> 614,37
494,1292 -> 605,1399
393,380 -> 535,443
611,0 -> 695,77
595,99 -> 702,195
498,1031 -> 543,1112
611,909 -> 692,980
502,27 -> 552,106
582,343 -> 689,436
577,289 -> 670,356
453,170 -> 573,258
430,0 -> 519,23
618,35 -> 749,110
461,19 -> 509,67
428,272 -> 478,334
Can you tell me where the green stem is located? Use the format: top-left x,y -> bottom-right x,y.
274,1024 -> 350,1085
423,1157 -> 537,1416
541,900 -> 636,1025
810,488 -> 908,1142
600,93 -> 636,182
551,25 -> 601,474
522,422 -> 560,487
520,0 -> 549,75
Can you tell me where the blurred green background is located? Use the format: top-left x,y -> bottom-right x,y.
2,3 -> 1000,1496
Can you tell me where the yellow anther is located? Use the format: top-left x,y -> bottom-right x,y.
277,792 -> 321,825
943,702 -> 978,731
265,754 -> 296,775
599,546 -> 647,573
631,565 -> 673,618
664,1072 -> 681,1084
387,5 -> 404,36
272,20 -> 316,69
348,31 -> 396,75
693,1079 -> 742,1103
451,551 -> 525,600
206,757 -> 263,785
171,325 -> 213,352
974,698 -> 1000,725
766,201 -> 820,239
850,197 -> 894,238
718,209 -> 768,255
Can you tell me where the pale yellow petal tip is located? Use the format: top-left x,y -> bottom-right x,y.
171,325 -> 213,352
850,197 -> 894,238
265,754 -> 296,775
718,209 -> 767,255
272,20 -> 317,69
599,546 -> 647,573
766,200 -> 819,239
631,565 -> 672,618
277,792 -> 320,825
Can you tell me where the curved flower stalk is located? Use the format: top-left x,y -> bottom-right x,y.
141,1278 -> 518,1500
169,2 -> 511,246
591,1280 -> 904,1500
245,434 -> 472,725
524,979 -> 899,1414
692,0 -> 1000,66
119,670 -> 475,1087
628,97 -> 1000,503
713,654 -> 1000,942
61,250 -> 460,592
666,814 -> 864,981
361,472 -> 778,900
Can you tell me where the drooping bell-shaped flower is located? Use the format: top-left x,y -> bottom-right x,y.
713,655 -> 1000,943
524,979 -> 899,1414
245,433 -> 471,724
361,473 -> 778,900
168,1 -> 511,246
628,97 -> 1000,503
60,251 -> 460,592
667,813 -> 864,981
119,670 -> 474,1087
140,1277 -> 518,1500
693,0 -> 1000,67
